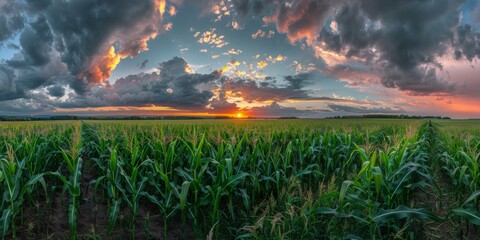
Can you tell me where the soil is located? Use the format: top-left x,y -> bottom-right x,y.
12,171 -> 196,240
412,165 -> 478,239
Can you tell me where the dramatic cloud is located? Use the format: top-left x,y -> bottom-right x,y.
1,0 -> 480,117
57,57 -> 217,110
47,85 -> 65,98
0,65 -> 22,101
8,15 -> 52,68
0,0 -> 24,43
0,97 -> 54,115
207,88 -> 239,113
0,0 -> 167,99
138,59 -> 149,69
454,24 -> 480,61
251,0 -> 480,95
220,73 -> 316,103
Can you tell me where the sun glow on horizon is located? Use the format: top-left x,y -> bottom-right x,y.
235,112 -> 247,118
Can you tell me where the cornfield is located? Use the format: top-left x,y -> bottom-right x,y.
0,119 -> 478,239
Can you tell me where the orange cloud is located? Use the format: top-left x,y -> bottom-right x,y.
169,5 -> 176,16
230,59 -> 241,66
185,64 -> 193,74
117,30 -> 157,58
232,20 -> 241,30
221,65 -> 229,73
84,46 -> 123,84
164,22 -> 173,31
157,0 -> 166,16
196,28 -> 228,48
257,61 -> 268,69
252,29 -> 266,39
223,48 -> 242,55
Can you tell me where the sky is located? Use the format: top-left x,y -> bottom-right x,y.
0,0 -> 480,118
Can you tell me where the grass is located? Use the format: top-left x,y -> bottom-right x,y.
0,119 -> 478,239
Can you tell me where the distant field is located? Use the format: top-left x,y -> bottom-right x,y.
0,119 -> 478,239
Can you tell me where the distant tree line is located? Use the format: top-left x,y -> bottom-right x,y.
0,114 -> 454,121
0,115 -> 232,121
327,114 -> 451,119
0,115 -> 80,121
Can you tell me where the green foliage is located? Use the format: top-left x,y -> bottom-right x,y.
1,119 -> 479,239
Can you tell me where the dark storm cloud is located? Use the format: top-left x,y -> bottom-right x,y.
0,15 -> 24,43
284,73 -> 310,89
7,15 -> 53,67
454,24 -> 480,61
237,0 -> 479,95
47,85 -> 65,98
318,2 -> 378,61
1,0 -> 479,115
0,65 -> 24,101
324,0 -> 464,95
0,46 -> 73,102
0,0 -> 24,43
327,104 -> 404,114
138,59 -> 149,69
221,73 -> 312,102
0,98 -> 53,114
208,89 -> 239,113
275,0 -> 338,43
212,71 -> 377,114
381,65 -> 455,95
24,0 -> 51,12
0,64 -> 59,101
474,5 -> 480,22
221,72 -> 375,105
57,57 -> 217,110
44,0 -> 163,89
0,89 -> 55,114
0,0 -> 165,100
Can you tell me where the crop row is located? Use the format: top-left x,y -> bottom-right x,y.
0,120 -> 477,239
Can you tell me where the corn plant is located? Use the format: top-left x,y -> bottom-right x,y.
90,148 -> 123,233
0,144 -> 48,239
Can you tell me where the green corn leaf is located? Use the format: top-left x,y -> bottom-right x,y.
179,181 -> 191,210
224,172 -> 249,191
461,190 -> 480,207
306,207 -> 338,215
453,208 -> 480,225
108,199 -> 121,232
372,206 -> 438,223
1,208 -> 13,238
339,180 -> 353,204
68,203 -> 78,235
